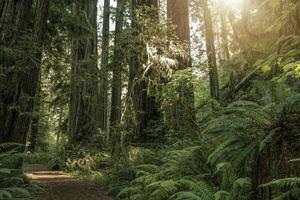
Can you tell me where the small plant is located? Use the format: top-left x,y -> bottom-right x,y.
0,146 -> 38,200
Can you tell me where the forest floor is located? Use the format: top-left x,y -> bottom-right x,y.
24,164 -> 112,200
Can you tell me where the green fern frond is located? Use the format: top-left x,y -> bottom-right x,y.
146,180 -> 179,200
0,189 -> 12,199
289,158 -> 300,163
229,178 -> 253,200
0,143 -> 23,151
208,136 -> 245,165
157,165 -> 179,179
117,186 -> 144,199
134,173 -> 157,185
171,191 -> 202,200
261,178 -> 300,188
177,179 -> 202,191
214,190 -> 230,200
136,164 -> 159,173
272,188 -> 300,200
259,127 -> 281,152
6,187 -> 31,197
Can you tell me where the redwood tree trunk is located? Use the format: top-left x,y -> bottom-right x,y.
110,0 -> 125,154
202,0 -> 220,100
129,0 -> 160,144
0,0 -> 49,149
167,0 -> 195,136
220,6 -> 230,61
99,0 -> 110,132
69,0 -> 98,143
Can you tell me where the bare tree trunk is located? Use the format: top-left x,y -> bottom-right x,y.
56,103 -> 63,146
167,0 -> 190,59
202,0 -> 219,100
28,74 -> 42,152
99,0 -> 110,132
69,0 -> 98,144
0,0 -> 49,149
220,6 -> 230,61
110,0 -> 125,154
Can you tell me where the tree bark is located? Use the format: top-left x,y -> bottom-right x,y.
167,0 -> 195,136
167,0 -> 190,59
202,0 -> 219,100
0,0 -> 49,149
99,0 -> 110,132
28,75 -> 42,152
56,103 -> 63,146
69,0 -> 99,143
220,6 -> 230,61
110,0 -> 125,153
129,0 -> 160,144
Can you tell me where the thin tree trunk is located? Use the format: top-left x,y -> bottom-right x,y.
220,7 -> 230,61
202,0 -> 219,100
99,0 -> 110,132
57,103 -> 63,146
110,0 -> 125,154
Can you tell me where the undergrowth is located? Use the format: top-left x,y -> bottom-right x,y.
0,144 -> 39,200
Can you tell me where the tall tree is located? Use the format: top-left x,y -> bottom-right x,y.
110,0 -> 125,152
202,0 -> 219,100
167,0 -> 195,135
0,0 -> 49,147
167,0 -> 190,61
28,78 -> 42,152
69,0 -> 99,143
99,0 -> 110,131
220,5 -> 230,61
129,0 -> 160,143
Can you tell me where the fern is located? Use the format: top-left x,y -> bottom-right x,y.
146,180 -> 179,200
117,186 -> 144,199
170,192 -> 203,200
272,188 -> 300,200
0,150 -> 34,200
229,178 -> 253,200
262,178 -> 300,188
214,190 -> 230,200
289,158 -> 300,163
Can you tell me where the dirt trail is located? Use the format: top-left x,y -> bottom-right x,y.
24,164 -> 112,200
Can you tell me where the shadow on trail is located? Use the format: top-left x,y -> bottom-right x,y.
24,164 -> 112,200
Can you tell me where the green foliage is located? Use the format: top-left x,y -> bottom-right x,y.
262,178 -> 300,188
0,148 -> 39,200
106,143 -> 214,200
65,146 -> 113,174
261,177 -> 300,200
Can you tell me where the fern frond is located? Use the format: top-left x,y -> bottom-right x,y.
4,187 -> 31,198
208,136 -> 245,165
214,190 -> 230,200
146,180 -> 179,200
261,178 -> 300,188
0,189 -> 12,199
136,164 -> 159,173
177,179 -> 204,191
289,158 -> 300,163
272,188 -> 300,200
171,191 -> 202,200
117,186 -> 144,199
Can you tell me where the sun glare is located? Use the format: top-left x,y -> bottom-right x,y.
219,0 -> 243,9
